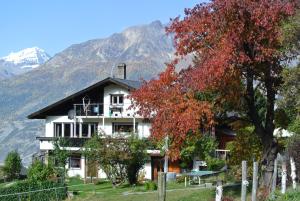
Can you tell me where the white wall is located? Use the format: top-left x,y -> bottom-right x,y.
143,162 -> 152,180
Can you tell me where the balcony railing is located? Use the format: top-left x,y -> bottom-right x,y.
37,137 -> 90,147
74,103 -> 104,116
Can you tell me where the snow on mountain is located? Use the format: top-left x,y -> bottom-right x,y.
2,47 -> 50,67
0,47 -> 51,79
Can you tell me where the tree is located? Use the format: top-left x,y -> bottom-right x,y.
52,138 -> 70,183
3,151 -> 22,180
131,0 -> 299,187
180,134 -> 217,169
28,160 -> 55,182
277,64 -> 300,132
226,127 -> 263,179
83,134 -> 148,186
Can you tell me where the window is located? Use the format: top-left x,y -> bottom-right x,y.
69,155 -> 81,169
111,94 -> 124,105
75,123 -> 80,137
54,123 -> 62,137
90,123 -> 98,137
64,123 -> 71,137
112,123 -> 138,134
82,123 -> 89,137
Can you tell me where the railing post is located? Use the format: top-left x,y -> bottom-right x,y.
290,157 -> 297,190
158,172 -> 166,201
215,180 -> 223,201
281,156 -> 287,194
241,161 -> 248,201
252,161 -> 258,201
271,156 -> 278,199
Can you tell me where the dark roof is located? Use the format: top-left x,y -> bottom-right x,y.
112,78 -> 142,89
28,77 -> 141,119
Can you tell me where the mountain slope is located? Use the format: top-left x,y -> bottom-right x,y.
0,21 -> 177,165
0,47 -> 50,79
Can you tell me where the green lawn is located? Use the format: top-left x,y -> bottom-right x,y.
66,177 -> 300,201
66,177 -> 239,201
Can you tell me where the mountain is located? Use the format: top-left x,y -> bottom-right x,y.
0,20 -> 181,165
0,47 -> 50,79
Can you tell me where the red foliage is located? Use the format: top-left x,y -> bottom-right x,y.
168,0 -> 295,92
130,0 -> 297,160
131,64 -> 213,159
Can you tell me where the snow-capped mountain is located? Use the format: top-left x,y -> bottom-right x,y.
0,47 -> 51,79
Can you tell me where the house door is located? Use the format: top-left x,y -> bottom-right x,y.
151,156 -> 164,180
87,160 -> 98,178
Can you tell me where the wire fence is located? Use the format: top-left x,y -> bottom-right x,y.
0,182 -> 97,201
0,186 -> 67,201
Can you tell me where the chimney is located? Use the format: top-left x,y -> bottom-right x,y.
117,63 -> 126,79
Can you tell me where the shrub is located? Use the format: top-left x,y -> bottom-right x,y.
226,127 -> 262,179
27,160 -> 55,182
0,180 -> 66,201
144,181 -> 157,191
206,157 -> 225,171
2,151 -> 22,180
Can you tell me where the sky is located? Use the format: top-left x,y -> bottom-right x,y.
0,0 -> 204,57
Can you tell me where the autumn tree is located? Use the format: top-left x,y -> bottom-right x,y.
131,0 -> 299,187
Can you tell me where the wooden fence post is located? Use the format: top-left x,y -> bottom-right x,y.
290,157 -> 297,190
241,161 -> 248,201
215,180 -> 223,201
252,161 -> 258,201
281,156 -> 287,194
271,156 -> 278,199
158,172 -> 166,201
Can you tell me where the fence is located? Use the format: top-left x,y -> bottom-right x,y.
0,186 -> 67,201
157,155 -> 298,201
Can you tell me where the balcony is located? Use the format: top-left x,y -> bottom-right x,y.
74,103 -> 104,116
37,137 -> 90,147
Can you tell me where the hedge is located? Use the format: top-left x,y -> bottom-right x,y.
0,180 -> 67,201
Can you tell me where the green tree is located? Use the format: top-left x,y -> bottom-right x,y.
28,160 -> 55,182
3,151 -> 22,180
180,134 -> 217,169
226,127 -> 262,179
83,134 -> 148,186
277,65 -> 300,133
126,135 -> 148,185
52,138 -> 69,183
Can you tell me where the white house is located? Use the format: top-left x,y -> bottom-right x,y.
28,66 -> 154,180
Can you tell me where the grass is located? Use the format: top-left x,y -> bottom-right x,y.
66,177 -> 242,201
272,187 -> 300,201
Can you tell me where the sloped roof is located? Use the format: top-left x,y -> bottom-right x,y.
28,77 -> 141,119
112,77 -> 142,89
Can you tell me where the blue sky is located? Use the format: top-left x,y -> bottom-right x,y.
0,0 -> 203,57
